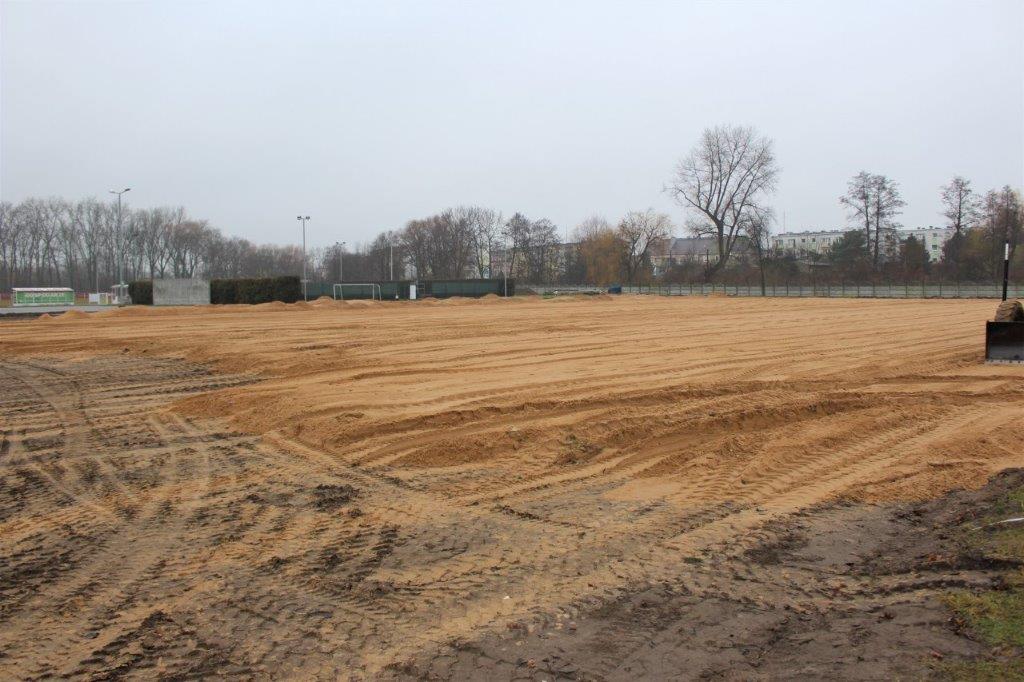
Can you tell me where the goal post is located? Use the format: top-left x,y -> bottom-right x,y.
333,283 -> 381,301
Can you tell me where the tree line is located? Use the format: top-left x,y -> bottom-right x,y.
0,198 -> 308,291
2,124 -> 1020,292
825,176 -> 1021,283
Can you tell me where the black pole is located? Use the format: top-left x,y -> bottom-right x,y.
1001,240 -> 1010,302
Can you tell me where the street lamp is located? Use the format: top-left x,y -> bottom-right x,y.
109,187 -> 131,299
336,241 -> 346,283
297,215 -> 310,301
389,240 -> 399,299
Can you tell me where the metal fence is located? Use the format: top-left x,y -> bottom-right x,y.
305,278 -> 513,300
532,282 -> 1024,299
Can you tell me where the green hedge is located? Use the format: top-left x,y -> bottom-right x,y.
210,276 -> 301,304
128,280 -> 153,305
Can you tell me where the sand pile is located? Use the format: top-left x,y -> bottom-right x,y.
112,306 -> 156,317
60,309 -> 92,320
994,299 -> 1024,322
310,297 -> 341,309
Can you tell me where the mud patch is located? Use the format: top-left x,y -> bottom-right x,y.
385,471 -> 1024,681
311,483 -> 359,510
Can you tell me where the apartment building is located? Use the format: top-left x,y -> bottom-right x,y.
773,226 -> 954,262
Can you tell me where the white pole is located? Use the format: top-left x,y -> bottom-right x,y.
117,192 -> 122,287
109,187 -> 130,301
297,215 -> 309,301
390,242 -> 397,299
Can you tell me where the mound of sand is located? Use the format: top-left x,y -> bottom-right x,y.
309,297 -> 342,309
108,306 -> 154,317
254,301 -> 288,310
60,309 -> 92,320
994,299 -> 1024,322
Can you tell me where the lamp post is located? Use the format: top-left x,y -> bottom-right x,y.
109,187 -> 130,299
297,215 -> 309,301
336,241 -> 346,283
389,241 -> 399,299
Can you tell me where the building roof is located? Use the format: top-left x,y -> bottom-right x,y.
667,237 -> 718,255
12,287 -> 74,292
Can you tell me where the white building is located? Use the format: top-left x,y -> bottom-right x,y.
773,226 -> 954,262
901,226 -> 954,261
771,230 -> 846,257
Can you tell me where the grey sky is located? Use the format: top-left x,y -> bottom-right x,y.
2,0 -> 1022,247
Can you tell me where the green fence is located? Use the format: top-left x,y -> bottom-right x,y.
305,279 -> 513,300
419,279 -> 513,298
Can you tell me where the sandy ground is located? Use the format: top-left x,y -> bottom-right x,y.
1,295 -> 1022,679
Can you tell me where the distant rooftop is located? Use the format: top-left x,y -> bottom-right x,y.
775,225 -> 951,238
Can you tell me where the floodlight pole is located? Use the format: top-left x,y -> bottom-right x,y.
1002,240 -> 1010,302
336,241 -> 346,283
390,241 -> 398,299
297,215 -> 310,301
109,188 -> 130,298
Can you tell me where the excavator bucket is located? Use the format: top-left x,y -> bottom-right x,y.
986,300 -> 1024,363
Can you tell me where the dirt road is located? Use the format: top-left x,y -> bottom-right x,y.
1,296 -> 1022,679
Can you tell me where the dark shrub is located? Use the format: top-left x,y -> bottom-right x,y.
209,276 -> 301,304
128,280 -> 153,305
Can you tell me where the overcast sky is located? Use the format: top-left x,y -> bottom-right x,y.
2,0 -> 1022,247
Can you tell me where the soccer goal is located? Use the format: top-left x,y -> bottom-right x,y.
333,283 -> 382,301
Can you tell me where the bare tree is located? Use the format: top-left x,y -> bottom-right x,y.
669,125 -> 778,279
401,218 -> 433,279
502,213 -> 531,278
434,208 -> 475,278
739,207 -> 773,296
840,171 -> 873,260
840,172 -> 904,268
467,207 -> 503,278
523,218 -> 560,284
617,209 -> 672,285
941,176 -> 979,237
979,186 -> 1022,277
869,175 -> 904,266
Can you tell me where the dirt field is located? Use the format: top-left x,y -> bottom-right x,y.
1,295 -> 1022,680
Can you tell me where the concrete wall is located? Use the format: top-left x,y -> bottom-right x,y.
153,278 -> 210,306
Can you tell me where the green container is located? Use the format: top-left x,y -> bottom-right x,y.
12,288 -> 75,306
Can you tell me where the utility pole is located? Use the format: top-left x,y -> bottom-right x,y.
109,187 -> 131,300
297,215 -> 310,301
